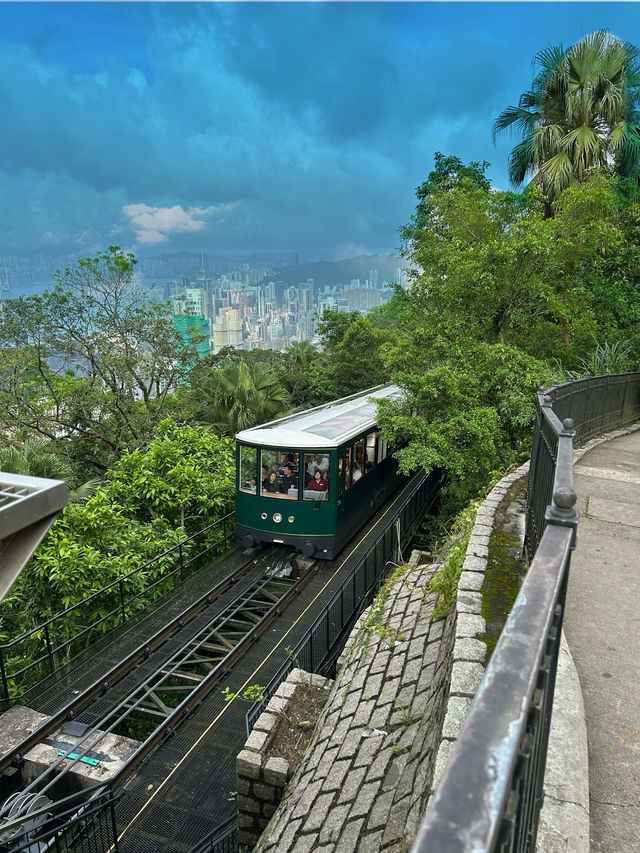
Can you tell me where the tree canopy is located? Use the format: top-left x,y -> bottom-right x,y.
494,30 -> 640,203
0,247 -> 195,473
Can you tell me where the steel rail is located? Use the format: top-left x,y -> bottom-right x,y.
2,549 -> 318,814
0,548 -> 267,776
21,567 -> 303,799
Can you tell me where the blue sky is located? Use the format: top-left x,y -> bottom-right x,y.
2,2 -> 640,261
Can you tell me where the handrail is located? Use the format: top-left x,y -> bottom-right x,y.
412,372 -> 640,853
0,510 -> 235,706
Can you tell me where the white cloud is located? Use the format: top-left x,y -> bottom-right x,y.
122,203 -> 233,245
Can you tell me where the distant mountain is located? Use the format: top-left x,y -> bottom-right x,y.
270,254 -> 402,288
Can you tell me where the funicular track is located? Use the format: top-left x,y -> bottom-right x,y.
0,468 -> 442,853
0,548 -> 319,850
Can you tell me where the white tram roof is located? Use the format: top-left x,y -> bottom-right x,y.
235,384 -> 401,450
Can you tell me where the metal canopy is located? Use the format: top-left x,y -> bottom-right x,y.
0,472 -> 68,603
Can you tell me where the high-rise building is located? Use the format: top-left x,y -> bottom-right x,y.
173,313 -> 211,365
213,307 -> 243,352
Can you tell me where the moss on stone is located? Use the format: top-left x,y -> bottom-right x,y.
479,477 -> 527,659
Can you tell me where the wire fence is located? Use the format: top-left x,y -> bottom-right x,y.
0,511 -> 235,708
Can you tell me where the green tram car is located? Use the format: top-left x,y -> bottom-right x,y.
235,385 -> 405,559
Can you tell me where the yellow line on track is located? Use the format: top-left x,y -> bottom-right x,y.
112,475 -> 420,846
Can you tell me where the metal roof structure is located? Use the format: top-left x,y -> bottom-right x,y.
235,384 -> 401,449
0,473 -> 68,603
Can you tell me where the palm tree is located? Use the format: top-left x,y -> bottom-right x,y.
0,438 -> 100,502
285,340 -> 317,368
200,361 -> 289,435
494,30 -> 640,203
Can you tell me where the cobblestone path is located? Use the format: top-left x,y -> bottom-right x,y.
254,557 -> 455,853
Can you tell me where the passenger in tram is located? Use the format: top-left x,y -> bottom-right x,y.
285,452 -> 298,472
264,472 -> 281,493
280,465 -> 297,492
307,469 -> 328,492
352,463 -> 362,482
318,454 -> 330,475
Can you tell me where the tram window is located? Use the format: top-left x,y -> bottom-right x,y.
338,455 -> 345,497
303,453 -> 330,501
352,438 -> 365,483
366,432 -> 377,472
260,449 -> 300,499
239,446 -> 258,493
377,438 -> 388,463
344,446 -> 353,490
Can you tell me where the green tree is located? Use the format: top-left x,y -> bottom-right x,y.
279,340 -> 319,406
0,418 -> 236,654
331,318 -> 394,397
0,247 -> 194,472
381,160 -> 640,500
0,438 -> 100,502
106,419 -> 236,531
494,30 -> 640,203
315,309 -> 360,351
199,360 -> 289,435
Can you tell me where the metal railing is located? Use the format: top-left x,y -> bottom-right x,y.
411,372 -> 640,853
187,814 -> 238,853
0,511 -> 235,708
246,468 -> 443,736
526,373 -> 640,559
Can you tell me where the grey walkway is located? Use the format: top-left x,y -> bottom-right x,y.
564,430 -> 640,853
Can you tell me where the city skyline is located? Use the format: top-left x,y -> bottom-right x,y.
2,3 -> 640,260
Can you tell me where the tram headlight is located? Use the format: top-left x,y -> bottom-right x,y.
273,512 -> 282,523
261,512 -> 267,520
288,515 -> 295,523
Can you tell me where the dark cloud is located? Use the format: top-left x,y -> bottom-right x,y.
1,2 -> 640,258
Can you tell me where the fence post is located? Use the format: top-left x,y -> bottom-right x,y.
119,579 -> 126,624
223,516 -> 227,547
0,649 -> 9,703
178,542 -> 184,583
545,418 -> 580,550
43,623 -> 54,675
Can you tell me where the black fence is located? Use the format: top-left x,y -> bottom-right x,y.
0,786 -> 118,853
0,512 -> 235,708
526,373 -> 640,559
411,373 -> 640,853
187,815 -> 238,853
246,468 -> 442,737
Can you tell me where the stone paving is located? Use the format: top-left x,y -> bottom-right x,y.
253,556 -> 456,853
563,428 -> 640,853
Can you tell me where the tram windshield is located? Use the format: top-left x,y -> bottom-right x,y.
260,449 -> 300,499
303,453 -> 330,501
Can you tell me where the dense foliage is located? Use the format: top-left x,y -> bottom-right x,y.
494,30 -> 640,203
375,156 -> 640,499
0,247 -> 197,475
0,421 -> 235,677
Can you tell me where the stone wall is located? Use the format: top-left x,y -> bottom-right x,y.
243,462 -> 532,851
430,461 -> 530,784
236,669 -> 333,848
252,555 -> 457,852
